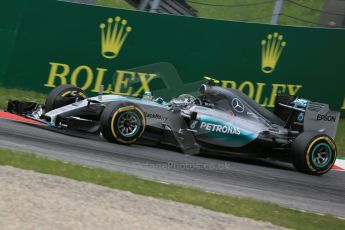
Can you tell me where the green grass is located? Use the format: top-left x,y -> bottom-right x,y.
0,86 -> 344,157
187,0 -> 275,24
95,0 -> 132,9
0,149 -> 344,230
336,119 -> 345,158
0,87 -> 46,109
279,0 -> 325,27
95,0 -> 324,27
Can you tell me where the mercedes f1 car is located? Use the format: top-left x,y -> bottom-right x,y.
7,78 -> 340,175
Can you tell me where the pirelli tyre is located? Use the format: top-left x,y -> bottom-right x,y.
101,102 -> 146,145
291,132 -> 337,175
45,85 -> 87,113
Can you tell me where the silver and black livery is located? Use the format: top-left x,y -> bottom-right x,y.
7,78 -> 340,175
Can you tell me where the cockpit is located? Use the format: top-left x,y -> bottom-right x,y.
168,94 -> 200,109
199,83 -> 285,126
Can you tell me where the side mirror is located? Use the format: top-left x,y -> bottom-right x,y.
98,85 -> 104,100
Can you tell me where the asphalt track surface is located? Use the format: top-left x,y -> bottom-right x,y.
1,118 -> 345,218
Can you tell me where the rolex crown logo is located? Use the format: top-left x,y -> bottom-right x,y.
261,32 -> 286,74
100,16 -> 132,59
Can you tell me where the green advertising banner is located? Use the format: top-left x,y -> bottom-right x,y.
0,0 -> 344,115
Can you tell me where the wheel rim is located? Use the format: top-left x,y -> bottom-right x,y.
117,112 -> 140,138
311,143 -> 332,168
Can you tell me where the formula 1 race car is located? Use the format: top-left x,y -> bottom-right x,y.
7,78 -> 340,175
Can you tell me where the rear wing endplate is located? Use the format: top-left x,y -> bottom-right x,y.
304,102 -> 340,139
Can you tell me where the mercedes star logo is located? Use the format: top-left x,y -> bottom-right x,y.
232,98 -> 244,113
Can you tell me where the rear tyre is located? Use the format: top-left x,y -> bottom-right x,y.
45,85 -> 87,113
291,132 -> 337,175
100,102 -> 146,145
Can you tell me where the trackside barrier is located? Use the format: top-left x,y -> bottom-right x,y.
0,0 -> 344,116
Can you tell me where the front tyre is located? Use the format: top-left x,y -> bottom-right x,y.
45,85 -> 87,113
100,102 -> 146,145
291,132 -> 337,175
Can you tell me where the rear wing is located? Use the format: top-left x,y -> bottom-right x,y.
304,102 -> 340,139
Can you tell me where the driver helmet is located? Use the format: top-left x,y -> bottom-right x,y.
143,91 -> 153,100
